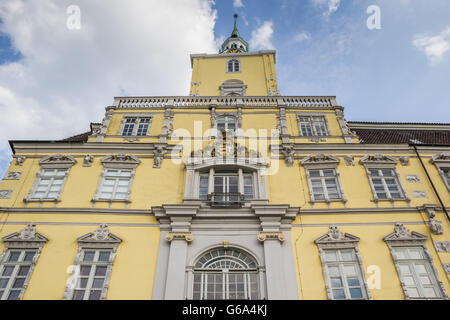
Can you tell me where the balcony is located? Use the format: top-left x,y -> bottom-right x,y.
207,193 -> 245,208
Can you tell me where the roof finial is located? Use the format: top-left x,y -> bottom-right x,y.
231,14 -> 240,38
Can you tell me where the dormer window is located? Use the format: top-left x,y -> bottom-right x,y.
227,59 -> 240,73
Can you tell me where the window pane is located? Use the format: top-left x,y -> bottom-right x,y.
343,265 -> 357,276
330,277 -> 343,288
0,279 -> 9,288
78,278 -> 88,289
83,251 -> 95,262
332,289 -> 346,299
347,277 -> 360,287
406,287 -> 420,298
403,276 -> 415,286
414,264 -> 427,274
328,266 -> 339,277
89,290 -> 102,300
8,252 -> 20,262
7,290 -> 21,300
92,278 -> 104,288
72,290 -> 85,300
349,288 -> 363,299
98,251 -> 111,262
399,264 -> 412,275
23,251 -> 36,262
325,251 -> 337,262
95,266 -> 107,277
309,170 -> 321,177
13,277 -> 25,288
423,287 -> 438,298
80,266 -> 91,276
340,251 -> 354,261
408,248 -> 423,259
18,266 -> 30,277
2,266 -> 14,277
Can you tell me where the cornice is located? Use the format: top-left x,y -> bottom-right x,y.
349,122 -> 450,131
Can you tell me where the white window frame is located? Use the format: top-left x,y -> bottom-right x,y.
226,59 -> 241,73
367,168 -> 406,200
24,155 -> 76,203
301,155 -> 346,204
297,115 -> 329,137
92,154 -> 140,204
430,153 -> 450,192
315,226 -> 371,300
118,114 -> 153,137
217,115 -> 237,133
0,225 -> 47,300
63,224 -> 121,300
191,248 -> 260,300
96,169 -> 133,201
360,154 -> 409,203
384,223 -> 448,300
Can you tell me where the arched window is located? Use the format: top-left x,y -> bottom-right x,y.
217,115 -> 236,133
192,248 -> 260,300
227,59 -> 240,73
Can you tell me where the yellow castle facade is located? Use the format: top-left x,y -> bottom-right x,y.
0,16 -> 449,300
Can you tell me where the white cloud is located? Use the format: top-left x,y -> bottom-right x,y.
233,0 -> 244,8
413,27 -> 450,65
312,0 -> 340,18
250,21 -> 275,50
294,32 -> 311,43
0,0 -> 218,178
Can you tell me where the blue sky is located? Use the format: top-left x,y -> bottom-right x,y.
0,0 -> 449,180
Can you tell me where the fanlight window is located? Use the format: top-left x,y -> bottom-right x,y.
227,59 -> 240,73
192,248 -> 260,300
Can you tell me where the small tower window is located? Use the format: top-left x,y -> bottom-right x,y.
227,59 -> 240,73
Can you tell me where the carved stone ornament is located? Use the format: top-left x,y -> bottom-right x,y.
83,155 -> 94,167
359,154 -> 398,165
281,144 -> 295,167
430,152 -> 450,164
383,223 -> 428,243
77,224 -> 122,244
39,154 -> 77,166
101,154 -> 140,168
412,190 -> 428,198
165,232 -> 194,242
418,205 -> 443,235
153,145 -> 168,168
343,156 -> 355,166
405,175 -> 421,183
315,226 -> 360,245
2,224 -> 48,244
429,218 -> 443,235
301,154 -> 340,167
399,157 -> 410,166
15,156 -> 26,166
0,190 -> 13,199
257,232 -> 286,243
3,172 -> 22,180
443,264 -> 450,275
434,242 -> 450,253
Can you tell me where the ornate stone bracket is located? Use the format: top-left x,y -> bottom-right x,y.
335,108 -> 358,144
399,157 -> 409,166
257,232 -> 286,242
15,156 -> 26,166
418,205 -> 443,235
83,155 -> 94,167
281,144 -> 295,167
90,106 -> 115,142
165,232 -> 194,242
343,156 -> 355,166
153,145 -> 168,168
159,108 -> 174,143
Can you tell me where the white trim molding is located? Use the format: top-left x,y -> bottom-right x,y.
0,224 -> 48,300
315,226 -> 371,300
430,153 -> 450,192
92,154 -> 140,204
63,224 -> 121,300
359,154 -> 409,204
24,155 -> 77,204
384,223 -> 448,300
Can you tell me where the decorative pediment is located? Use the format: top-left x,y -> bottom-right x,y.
383,223 -> 427,243
301,154 -> 340,167
315,226 -> 360,245
101,154 -> 140,167
430,153 -> 450,164
359,154 -> 398,165
77,224 -> 122,244
39,154 -> 76,168
220,79 -> 247,96
2,224 -> 48,244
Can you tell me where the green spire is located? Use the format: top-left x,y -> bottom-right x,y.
231,14 -> 240,38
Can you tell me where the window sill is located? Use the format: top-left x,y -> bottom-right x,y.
91,199 -> 132,203
310,199 -> 347,204
23,198 -> 60,203
371,198 -> 410,203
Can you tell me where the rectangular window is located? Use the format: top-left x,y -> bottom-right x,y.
243,174 -> 254,200
0,249 -> 37,300
72,249 -> 112,300
121,117 -> 151,136
32,169 -> 67,199
298,116 -> 328,137
369,169 -> 404,199
392,247 -> 442,299
323,249 -> 366,300
99,169 -> 132,200
308,169 -> 342,201
199,175 -> 209,200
